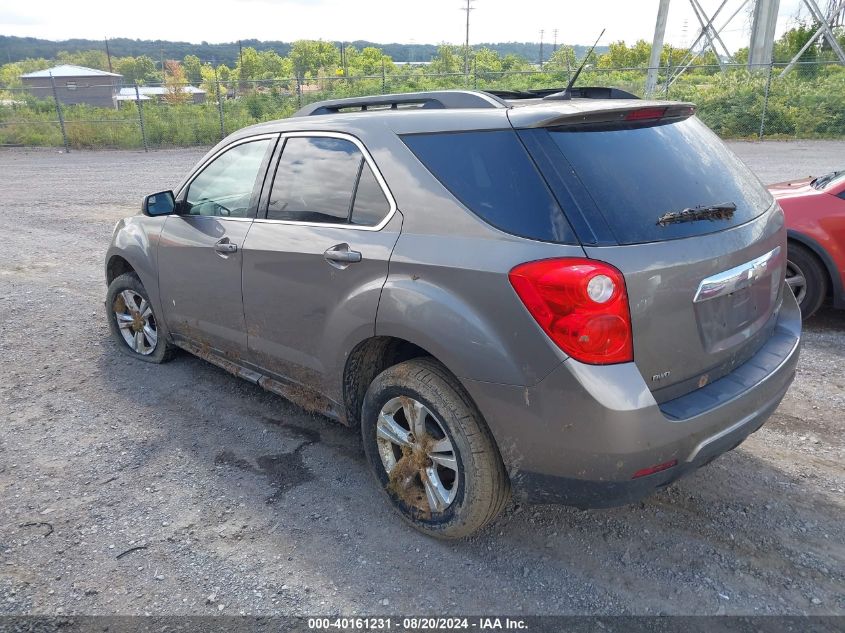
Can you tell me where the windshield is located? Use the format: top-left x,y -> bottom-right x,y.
811,170 -> 845,190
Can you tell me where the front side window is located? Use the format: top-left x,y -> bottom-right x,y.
266,136 -> 390,226
184,139 -> 273,218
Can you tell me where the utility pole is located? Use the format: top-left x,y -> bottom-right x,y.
160,48 -> 165,83
646,0 -> 670,97
105,38 -> 112,73
461,0 -> 475,76
553,29 -> 558,53
539,29 -> 544,68
238,40 -> 244,69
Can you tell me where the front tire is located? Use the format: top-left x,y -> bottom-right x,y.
361,358 -> 509,539
786,243 -> 827,319
106,272 -> 175,364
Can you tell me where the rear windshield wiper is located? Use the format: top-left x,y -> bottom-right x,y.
657,203 -> 736,227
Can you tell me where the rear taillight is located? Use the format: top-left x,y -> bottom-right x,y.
508,258 -> 633,365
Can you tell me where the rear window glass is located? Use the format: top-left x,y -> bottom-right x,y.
545,117 -> 773,245
402,130 -> 575,243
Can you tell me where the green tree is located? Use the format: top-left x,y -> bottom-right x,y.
472,48 -> 503,73
500,53 -> 531,72
289,40 -> 340,79
430,45 -> 462,74
182,54 -> 202,85
0,58 -> 52,87
774,22 -> 820,76
596,40 -> 652,69
236,46 -> 264,82
358,47 -> 393,75
56,49 -> 110,71
545,46 -> 577,71
260,50 -> 292,78
115,56 -> 157,84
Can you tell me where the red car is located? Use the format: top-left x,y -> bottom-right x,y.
769,170 -> 845,319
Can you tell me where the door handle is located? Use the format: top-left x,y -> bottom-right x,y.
324,243 -> 362,266
215,238 -> 238,254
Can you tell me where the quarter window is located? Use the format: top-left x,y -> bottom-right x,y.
351,163 -> 390,226
184,139 -> 273,218
402,130 -> 574,243
266,136 -> 391,226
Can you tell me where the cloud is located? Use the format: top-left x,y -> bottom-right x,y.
0,9 -> 40,25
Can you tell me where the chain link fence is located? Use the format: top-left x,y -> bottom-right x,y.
1,60 -> 843,151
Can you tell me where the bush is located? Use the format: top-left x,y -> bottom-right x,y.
1,65 -> 844,148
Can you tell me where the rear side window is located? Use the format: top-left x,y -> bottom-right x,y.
543,117 -> 774,245
266,136 -> 392,227
267,137 -> 361,223
402,130 -> 575,243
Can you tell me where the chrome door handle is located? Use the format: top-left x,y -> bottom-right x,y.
324,243 -> 362,266
215,238 -> 238,254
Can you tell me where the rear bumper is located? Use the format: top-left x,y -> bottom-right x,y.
461,286 -> 801,508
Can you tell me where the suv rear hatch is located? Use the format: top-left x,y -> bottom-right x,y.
513,104 -> 785,401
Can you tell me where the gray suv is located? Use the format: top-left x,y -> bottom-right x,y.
105,88 -> 801,538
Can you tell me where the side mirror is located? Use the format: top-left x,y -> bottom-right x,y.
143,190 -> 176,216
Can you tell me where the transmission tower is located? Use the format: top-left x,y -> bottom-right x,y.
828,0 -> 844,25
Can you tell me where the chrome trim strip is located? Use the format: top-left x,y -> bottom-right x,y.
252,130 -> 398,232
693,246 -> 782,303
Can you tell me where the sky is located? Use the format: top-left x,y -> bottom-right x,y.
1,0 -> 807,50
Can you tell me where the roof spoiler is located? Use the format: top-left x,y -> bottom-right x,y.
485,86 -> 640,101
509,102 -> 697,129
293,90 -> 507,116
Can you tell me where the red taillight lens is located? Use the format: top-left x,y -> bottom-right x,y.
509,258 -> 634,364
625,107 -> 668,121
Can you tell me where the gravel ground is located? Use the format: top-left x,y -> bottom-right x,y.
0,142 -> 843,617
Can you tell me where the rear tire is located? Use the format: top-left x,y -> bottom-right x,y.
786,242 -> 827,319
361,358 -> 509,539
106,272 -> 176,364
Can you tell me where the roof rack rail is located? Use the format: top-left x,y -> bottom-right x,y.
485,86 -> 640,101
293,90 -> 507,117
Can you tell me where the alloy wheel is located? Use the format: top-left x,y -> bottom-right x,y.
375,395 -> 459,513
113,289 -> 157,355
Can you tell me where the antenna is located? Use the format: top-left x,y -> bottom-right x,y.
562,28 -> 605,96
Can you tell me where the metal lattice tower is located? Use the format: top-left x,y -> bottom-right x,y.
646,0 -> 845,89
828,0 -> 844,25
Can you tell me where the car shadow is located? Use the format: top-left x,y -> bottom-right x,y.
803,304 -> 844,332
92,333 -> 844,615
